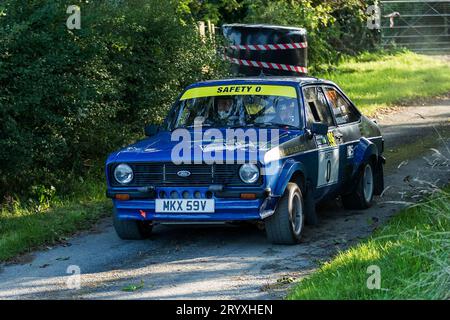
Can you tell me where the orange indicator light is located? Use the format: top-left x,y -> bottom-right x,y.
240,193 -> 256,200
115,194 -> 130,201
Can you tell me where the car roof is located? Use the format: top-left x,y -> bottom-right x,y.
185,76 -> 335,89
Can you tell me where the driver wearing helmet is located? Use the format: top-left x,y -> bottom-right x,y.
215,96 -> 236,125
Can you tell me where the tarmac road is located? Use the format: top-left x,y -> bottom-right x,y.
0,98 -> 449,300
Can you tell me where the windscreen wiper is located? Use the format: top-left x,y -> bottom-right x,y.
171,123 -> 213,131
253,122 -> 299,129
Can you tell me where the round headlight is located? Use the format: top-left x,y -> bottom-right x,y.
114,164 -> 133,185
239,163 -> 260,184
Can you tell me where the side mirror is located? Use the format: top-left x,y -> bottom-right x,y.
310,122 -> 328,136
144,124 -> 160,137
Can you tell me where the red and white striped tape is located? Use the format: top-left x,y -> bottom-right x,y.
227,42 -> 307,51
223,55 -> 307,74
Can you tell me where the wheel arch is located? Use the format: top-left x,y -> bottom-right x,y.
352,137 -> 379,177
273,160 -> 308,196
290,171 -> 306,193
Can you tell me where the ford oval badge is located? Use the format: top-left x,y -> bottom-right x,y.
177,170 -> 191,178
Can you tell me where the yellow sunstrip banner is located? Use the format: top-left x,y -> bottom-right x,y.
180,85 -> 297,100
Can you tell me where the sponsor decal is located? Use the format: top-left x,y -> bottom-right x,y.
315,135 -> 328,148
280,142 -> 308,157
347,145 -> 354,158
327,132 -> 337,146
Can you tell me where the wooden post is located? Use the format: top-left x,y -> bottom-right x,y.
207,20 -> 212,39
212,23 -> 217,45
210,23 -> 216,38
197,21 -> 206,41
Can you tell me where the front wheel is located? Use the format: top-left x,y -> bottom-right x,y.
113,208 -> 153,240
342,163 -> 374,210
265,182 -> 305,244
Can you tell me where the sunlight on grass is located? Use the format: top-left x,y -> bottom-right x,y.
287,187 -> 450,300
319,52 -> 450,115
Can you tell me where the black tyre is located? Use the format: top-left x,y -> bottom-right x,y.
113,208 -> 153,240
342,163 -> 374,210
373,160 -> 384,196
304,181 -> 318,226
265,182 -> 305,244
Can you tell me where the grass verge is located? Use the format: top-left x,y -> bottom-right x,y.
287,186 -> 450,300
320,51 -> 450,115
0,179 -> 110,261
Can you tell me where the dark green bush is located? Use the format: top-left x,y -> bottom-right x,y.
0,0 -> 225,198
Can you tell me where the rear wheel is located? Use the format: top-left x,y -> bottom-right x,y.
265,182 -> 304,244
342,163 -> 374,210
113,208 -> 153,240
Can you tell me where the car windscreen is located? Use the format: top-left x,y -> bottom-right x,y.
167,84 -> 301,130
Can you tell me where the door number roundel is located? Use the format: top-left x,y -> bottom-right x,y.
317,148 -> 339,187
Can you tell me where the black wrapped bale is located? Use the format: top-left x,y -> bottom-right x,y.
222,24 -> 308,76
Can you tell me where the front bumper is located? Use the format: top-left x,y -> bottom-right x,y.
109,186 -> 279,222
114,198 -> 261,221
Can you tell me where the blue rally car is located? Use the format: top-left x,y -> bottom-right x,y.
105,77 -> 385,244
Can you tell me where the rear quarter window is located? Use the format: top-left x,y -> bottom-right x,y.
323,87 -> 360,125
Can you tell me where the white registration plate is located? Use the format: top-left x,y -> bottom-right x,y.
155,199 -> 215,213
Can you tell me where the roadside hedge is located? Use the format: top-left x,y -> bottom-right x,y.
0,0 -> 225,198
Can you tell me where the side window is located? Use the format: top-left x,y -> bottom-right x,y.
302,86 -> 334,127
323,87 -> 360,125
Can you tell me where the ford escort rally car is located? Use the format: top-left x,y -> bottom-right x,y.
105,76 -> 385,244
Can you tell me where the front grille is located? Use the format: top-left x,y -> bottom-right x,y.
109,162 -> 262,187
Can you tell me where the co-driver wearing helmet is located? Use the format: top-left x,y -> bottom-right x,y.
275,98 -> 298,126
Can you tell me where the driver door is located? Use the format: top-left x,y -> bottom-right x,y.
302,85 -> 342,200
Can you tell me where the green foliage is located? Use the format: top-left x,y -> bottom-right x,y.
0,0 -> 226,198
181,0 -> 380,72
122,280 -> 145,292
178,0 -> 245,25
31,184 -> 57,212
